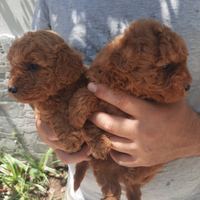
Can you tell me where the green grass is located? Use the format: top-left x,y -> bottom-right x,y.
0,148 -> 61,200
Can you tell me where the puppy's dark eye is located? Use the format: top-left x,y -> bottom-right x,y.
30,64 -> 39,71
162,64 -> 169,69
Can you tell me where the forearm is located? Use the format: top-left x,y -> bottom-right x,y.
175,109 -> 200,159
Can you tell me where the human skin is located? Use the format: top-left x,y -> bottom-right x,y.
35,114 -> 91,164
87,82 -> 200,167
35,82 -> 200,166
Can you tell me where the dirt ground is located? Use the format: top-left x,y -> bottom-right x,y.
36,166 -> 68,200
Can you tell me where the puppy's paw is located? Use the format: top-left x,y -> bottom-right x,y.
58,130 -> 82,153
69,87 -> 100,130
90,138 -> 111,160
70,113 -> 87,130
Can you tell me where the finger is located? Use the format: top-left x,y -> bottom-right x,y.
45,139 -> 63,150
88,112 -> 137,139
87,82 -> 146,116
35,117 -> 58,140
110,149 -> 138,167
55,145 -> 91,165
110,136 -> 134,154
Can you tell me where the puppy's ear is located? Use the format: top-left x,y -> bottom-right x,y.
55,43 -> 84,84
156,25 -> 188,64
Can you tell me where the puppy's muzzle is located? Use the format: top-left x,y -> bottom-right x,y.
8,86 -> 18,95
184,83 -> 191,92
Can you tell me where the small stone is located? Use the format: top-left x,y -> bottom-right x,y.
55,173 -> 62,178
48,187 -> 55,194
61,186 -> 66,193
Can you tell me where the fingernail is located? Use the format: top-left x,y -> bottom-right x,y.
87,82 -> 97,93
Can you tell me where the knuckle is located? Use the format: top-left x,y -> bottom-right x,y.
129,144 -> 137,152
144,131 -> 157,140
143,146 -> 152,153
103,120 -> 115,133
116,94 -> 129,108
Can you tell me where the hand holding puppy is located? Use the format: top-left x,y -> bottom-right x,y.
35,114 -> 91,164
35,82 -> 200,167
88,82 -> 200,167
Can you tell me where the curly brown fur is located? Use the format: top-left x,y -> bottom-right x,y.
7,30 -> 89,153
69,19 -> 192,200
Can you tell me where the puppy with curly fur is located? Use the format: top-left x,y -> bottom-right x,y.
7,18 -> 192,200
7,30 -> 88,154
68,18 -> 192,200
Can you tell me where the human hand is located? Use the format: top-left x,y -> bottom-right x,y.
35,114 -> 91,164
87,82 -> 200,167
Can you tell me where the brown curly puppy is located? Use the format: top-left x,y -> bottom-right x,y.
68,18 -> 192,200
7,30 -> 88,153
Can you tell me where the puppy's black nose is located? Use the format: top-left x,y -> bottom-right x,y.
184,84 -> 191,92
8,86 -> 18,95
